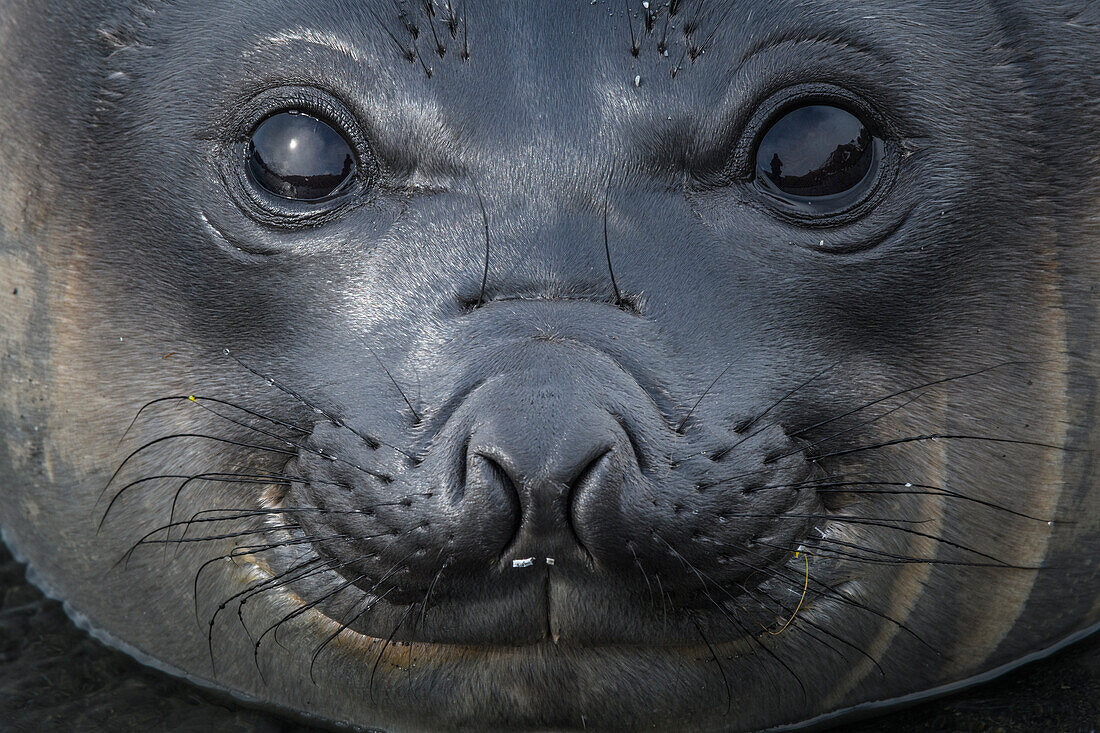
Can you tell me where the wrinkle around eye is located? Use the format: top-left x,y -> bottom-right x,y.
736,30 -> 897,69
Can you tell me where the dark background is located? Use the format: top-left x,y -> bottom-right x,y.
2,543 -> 1097,733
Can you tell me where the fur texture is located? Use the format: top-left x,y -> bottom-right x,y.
1,2 -> 1100,731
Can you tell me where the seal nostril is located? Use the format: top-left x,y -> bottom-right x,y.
613,414 -> 647,472
568,448 -> 612,495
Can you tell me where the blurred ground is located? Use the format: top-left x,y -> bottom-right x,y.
2,542 -> 1098,733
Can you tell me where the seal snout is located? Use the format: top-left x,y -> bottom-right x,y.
287,330 -> 819,646
460,386 -> 635,568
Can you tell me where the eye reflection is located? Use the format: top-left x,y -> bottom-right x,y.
246,111 -> 356,201
754,104 -> 882,214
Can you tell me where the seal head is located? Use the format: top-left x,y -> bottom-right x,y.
1,2 -> 1100,731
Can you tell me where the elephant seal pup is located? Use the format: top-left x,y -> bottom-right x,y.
2,1 -> 1099,731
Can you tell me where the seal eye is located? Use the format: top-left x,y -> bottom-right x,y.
754,104 -> 882,214
246,111 -> 356,201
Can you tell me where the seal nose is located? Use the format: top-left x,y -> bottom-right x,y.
463,396 -> 628,564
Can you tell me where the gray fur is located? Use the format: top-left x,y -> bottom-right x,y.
1,2 -> 1099,731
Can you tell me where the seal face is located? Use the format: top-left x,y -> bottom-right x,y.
2,2 -> 1100,731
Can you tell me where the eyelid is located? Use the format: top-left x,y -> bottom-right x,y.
241,90 -> 362,149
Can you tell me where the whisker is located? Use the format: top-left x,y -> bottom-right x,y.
460,0 -> 468,60
205,557 -> 330,673
734,361 -> 837,436
165,462 -> 398,545
764,513 -> 1019,566
192,535 -> 352,620
367,344 -> 421,423
768,392 -> 926,463
628,543 -> 656,611
309,587 -> 396,683
677,357 -> 736,434
791,360 -> 1046,437
654,534 -> 807,697
102,432 -> 294,505
603,167 -> 623,308
808,433 -> 1072,462
624,0 -> 639,56
118,394 -> 308,448
668,534 -> 873,674
723,511 -> 933,525
235,557 -> 349,641
736,543 -> 939,655
799,537 -> 1033,568
309,549 -> 420,682
369,602 -> 418,701
688,611 -> 732,713
417,553 -> 449,629
808,480 -> 1055,523
223,347 -> 398,454
696,472 -> 857,494
101,471 -> 366,531
473,180 -> 490,307
711,551 -> 886,675
253,572 -> 369,678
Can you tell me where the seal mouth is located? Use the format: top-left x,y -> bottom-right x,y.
241,493 -> 828,651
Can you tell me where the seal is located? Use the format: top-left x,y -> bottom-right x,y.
2,2 -> 1099,731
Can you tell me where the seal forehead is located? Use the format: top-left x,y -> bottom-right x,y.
108,0 -> 1018,138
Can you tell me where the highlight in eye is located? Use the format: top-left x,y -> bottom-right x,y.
246,110 -> 356,201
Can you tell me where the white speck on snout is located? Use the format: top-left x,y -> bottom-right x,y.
512,557 -> 535,568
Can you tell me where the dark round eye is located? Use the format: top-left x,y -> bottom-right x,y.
754,104 -> 882,214
246,111 -> 356,201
